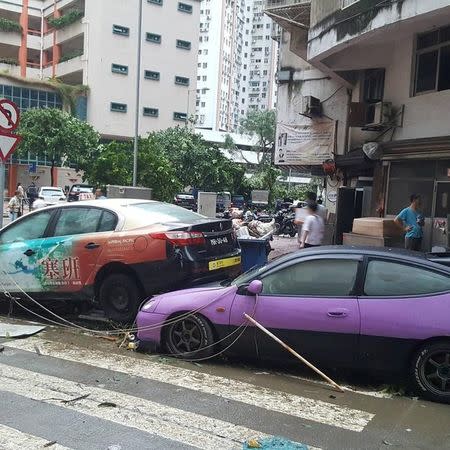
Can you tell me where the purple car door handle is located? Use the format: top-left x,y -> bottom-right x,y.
327,309 -> 349,318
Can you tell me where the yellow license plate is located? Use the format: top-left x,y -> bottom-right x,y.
209,256 -> 241,271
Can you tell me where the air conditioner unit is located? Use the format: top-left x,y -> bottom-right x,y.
302,96 -> 322,117
366,101 -> 392,126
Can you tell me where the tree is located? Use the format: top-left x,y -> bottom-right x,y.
79,139 -> 182,202
17,108 -> 99,185
239,109 -> 276,165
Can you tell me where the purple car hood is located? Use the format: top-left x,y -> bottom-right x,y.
141,284 -> 237,314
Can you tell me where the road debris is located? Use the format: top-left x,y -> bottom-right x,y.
244,437 -> 309,449
62,394 -> 90,404
98,402 -> 117,408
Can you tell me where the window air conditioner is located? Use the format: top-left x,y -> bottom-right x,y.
366,101 -> 392,126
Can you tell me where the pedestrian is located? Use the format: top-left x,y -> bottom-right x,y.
95,188 -> 106,200
299,201 -> 324,249
16,182 -> 26,216
8,190 -> 21,222
394,193 -> 425,251
27,182 -> 37,209
305,191 -> 328,223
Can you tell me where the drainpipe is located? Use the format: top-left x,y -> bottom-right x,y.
19,0 -> 29,77
52,0 -> 61,78
39,7 -> 44,79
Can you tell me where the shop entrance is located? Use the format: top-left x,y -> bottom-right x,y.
431,181 -> 450,250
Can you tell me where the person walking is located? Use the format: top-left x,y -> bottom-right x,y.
16,183 -> 26,217
27,182 -> 38,209
395,193 -> 424,251
299,201 -> 325,249
8,190 -> 21,222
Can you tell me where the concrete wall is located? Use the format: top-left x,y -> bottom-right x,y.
85,0 -> 200,139
276,31 -> 348,213
309,0 -> 450,61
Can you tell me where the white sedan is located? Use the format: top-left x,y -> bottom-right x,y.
38,187 -> 66,205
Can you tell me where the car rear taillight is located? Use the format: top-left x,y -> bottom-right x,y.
150,231 -> 205,246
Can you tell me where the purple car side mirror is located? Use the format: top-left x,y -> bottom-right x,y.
247,280 -> 263,295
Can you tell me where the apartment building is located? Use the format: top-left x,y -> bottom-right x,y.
0,0 -> 200,139
196,0 -> 277,133
267,0 -> 450,250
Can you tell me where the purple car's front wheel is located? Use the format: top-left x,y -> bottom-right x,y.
412,341 -> 450,404
164,314 -> 215,360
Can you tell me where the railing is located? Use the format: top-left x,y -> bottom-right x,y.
265,0 -> 309,8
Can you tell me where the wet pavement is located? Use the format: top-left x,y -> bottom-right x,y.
0,320 -> 450,450
0,237 -> 449,449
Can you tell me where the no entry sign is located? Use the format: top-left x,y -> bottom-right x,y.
0,99 -> 21,162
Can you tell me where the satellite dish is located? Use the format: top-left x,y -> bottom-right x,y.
363,142 -> 383,160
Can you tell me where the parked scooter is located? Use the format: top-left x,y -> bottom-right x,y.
274,209 -> 297,237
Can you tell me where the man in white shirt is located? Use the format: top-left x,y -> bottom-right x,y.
299,201 -> 325,248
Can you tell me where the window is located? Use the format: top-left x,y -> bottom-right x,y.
175,76 -> 190,86
176,39 -> 191,50
178,2 -> 192,13
173,112 -> 187,121
98,211 -> 118,232
201,102 -> 205,107
112,24 -> 129,36
363,68 -> 385,103
111,64 -> 128,75
143,107 -> 159,117
0,211 -> 53,244
146,33 -> 162,44
54,208 -> 107,237
414,25 -> 450,94
148,0 -> 162,4
111,102 -> 127,113
261,259 -> 359,297
144,70 -> 160,81
364,260 -> 450,296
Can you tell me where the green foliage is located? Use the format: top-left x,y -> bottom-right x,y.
0,17 -> 22,33
0,57 -> 18,65
17,108 -> 99,185
47,10 -> 83,29
240,109 -> 276,164
79,127 -> 249,201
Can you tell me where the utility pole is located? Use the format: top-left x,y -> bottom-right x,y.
132,0 -> 143,187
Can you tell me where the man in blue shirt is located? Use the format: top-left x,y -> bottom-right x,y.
395,194 -> 425,251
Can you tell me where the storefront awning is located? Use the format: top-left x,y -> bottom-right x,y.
382,136 -> 450,160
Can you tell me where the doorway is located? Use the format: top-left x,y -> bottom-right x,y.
431,181 -> 450,250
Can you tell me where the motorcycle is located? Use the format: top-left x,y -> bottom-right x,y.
274,209 -> 297,237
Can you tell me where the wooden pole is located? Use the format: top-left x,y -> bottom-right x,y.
244,313 -> 345,393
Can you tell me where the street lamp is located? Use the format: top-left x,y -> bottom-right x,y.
187,87 -> 209,127
132,0 -> 143,187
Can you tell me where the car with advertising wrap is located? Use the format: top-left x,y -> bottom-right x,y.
137,247 -> 450,404
0,199 -> 241,321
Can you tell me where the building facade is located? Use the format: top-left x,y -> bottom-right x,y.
267,0 -> 450,250
0,0 -> 200,139
196,0 -> 278,133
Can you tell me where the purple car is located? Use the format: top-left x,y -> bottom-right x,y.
137,246 -> 450,403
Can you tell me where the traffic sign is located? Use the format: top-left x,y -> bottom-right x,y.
0,99 -> 20,132
0,99 -> 21,163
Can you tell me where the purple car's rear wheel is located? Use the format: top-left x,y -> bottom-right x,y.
164,314 -> 215,360
412,341 -> 450,404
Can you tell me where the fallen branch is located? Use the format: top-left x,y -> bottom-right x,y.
244,313 -> 345,393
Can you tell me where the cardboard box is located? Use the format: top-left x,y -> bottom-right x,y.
352,217 -> 403,237
343,232 -> 404,248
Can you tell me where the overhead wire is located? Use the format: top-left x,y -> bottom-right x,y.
0,271 -> 261,360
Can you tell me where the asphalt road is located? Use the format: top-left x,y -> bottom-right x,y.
1,324 -> 450,450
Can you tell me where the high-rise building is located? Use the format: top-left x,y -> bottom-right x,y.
0,0 -> 200,139
196,0 -> 277,133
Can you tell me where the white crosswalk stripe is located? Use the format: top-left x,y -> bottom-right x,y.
5,337 -> 374,432
0,423 -> 71,450
0,362 -> 269,449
